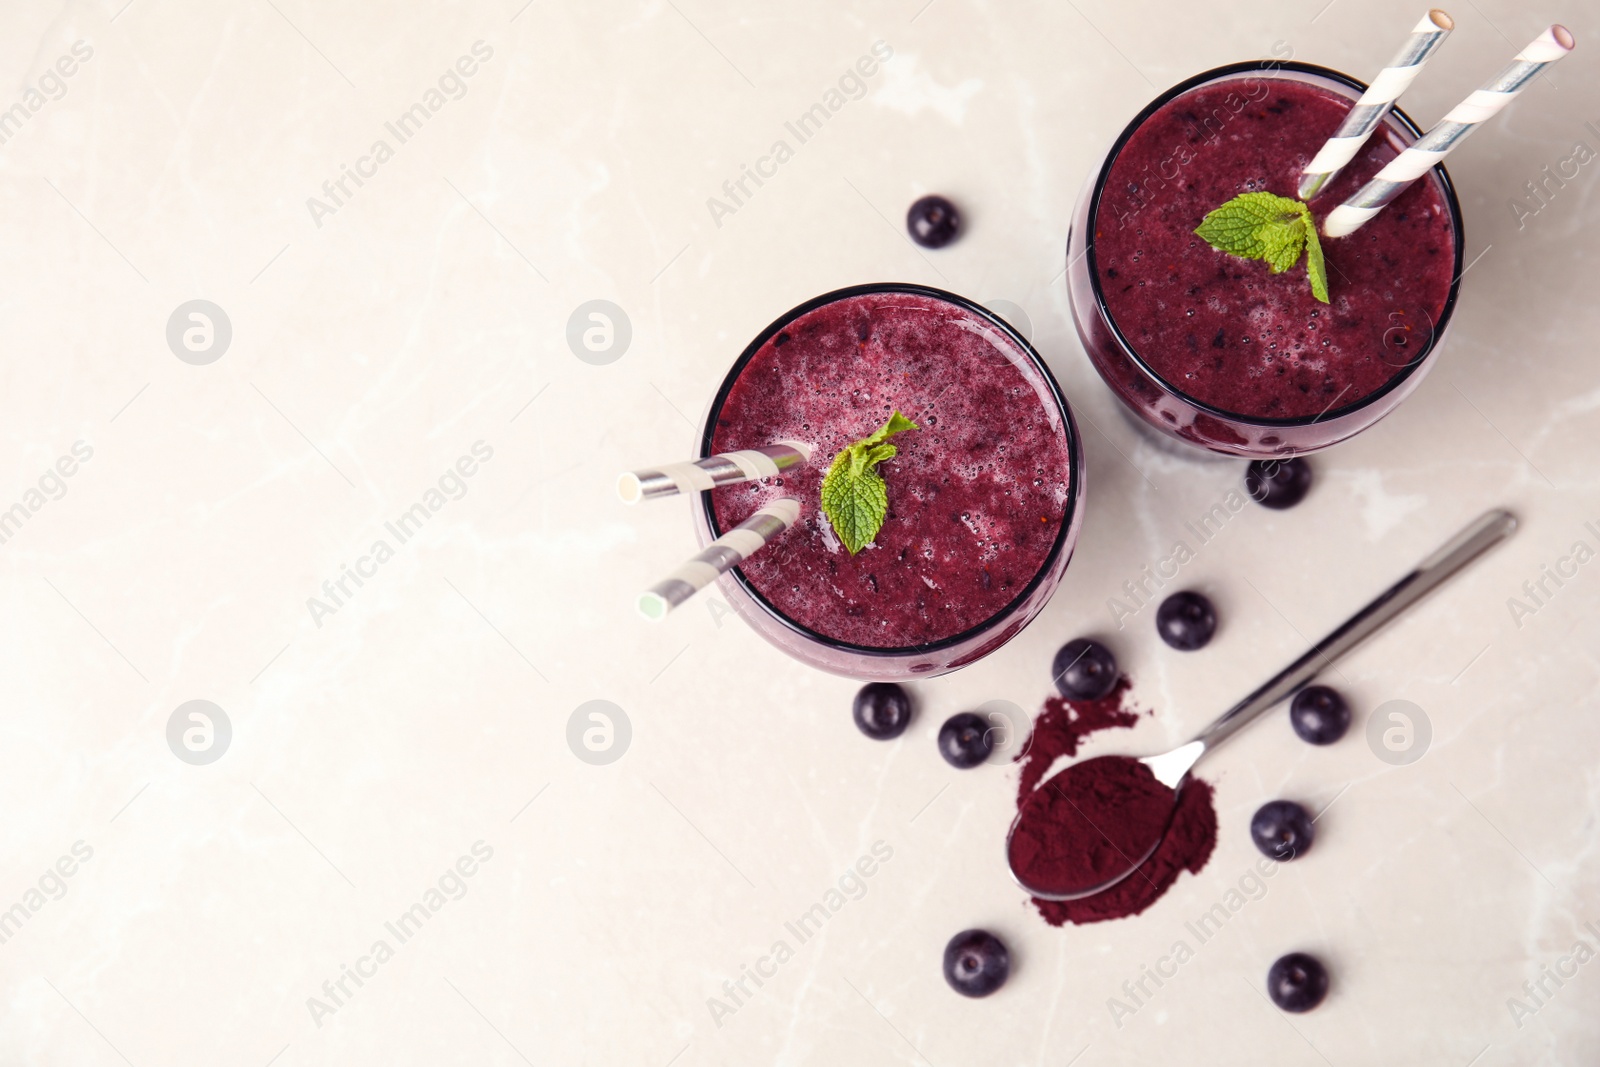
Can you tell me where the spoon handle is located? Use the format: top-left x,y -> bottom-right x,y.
1191,508 -> 1516,751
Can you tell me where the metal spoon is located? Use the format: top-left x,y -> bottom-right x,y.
1007,507 -> 1517,901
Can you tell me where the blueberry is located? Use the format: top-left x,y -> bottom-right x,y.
853,682 -> 913,740
1246,457 -> 1313,510
943,929 -> 1010,997
907,195 -> 961,249
1267,952 -> 1329,1012
1052,638 -> 1119,701
938,712 -> 992,768
1156,591 -> 1217,651
1250,800 -> 1315,862
1290,685 -> 1350,745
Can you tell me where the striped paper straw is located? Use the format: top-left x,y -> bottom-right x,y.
618,442 -> 811,504
1297,9 -> 1455,201
638,497 -> 801,619
1324,24 -> 1575,238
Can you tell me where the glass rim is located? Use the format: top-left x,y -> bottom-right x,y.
699,281 -> 1083,659
1083,59 -> 1467,429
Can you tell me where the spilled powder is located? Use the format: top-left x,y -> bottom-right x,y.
1015,679 -> 1140,797
1013,678 -> 1218,925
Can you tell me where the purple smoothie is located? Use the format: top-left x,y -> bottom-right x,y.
708,291 -> 1074,649
1094,77 -> 1456,420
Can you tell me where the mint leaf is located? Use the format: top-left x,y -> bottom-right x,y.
1195,191 -> 1330,304
1194,191 -> 1293,257
819,410 -> 919,555
862,410 -> 917,447
820,458 -> 888,555
1303,218 -> 1329,303
1259,221 -> 1306,275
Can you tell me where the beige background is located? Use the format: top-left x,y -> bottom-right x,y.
1,0 -> 1597,1063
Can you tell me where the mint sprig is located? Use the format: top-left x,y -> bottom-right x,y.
819,411 -> 919,555
1195,192 -> 1329,304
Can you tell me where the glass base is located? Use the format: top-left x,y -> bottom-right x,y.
1115,403 -> 1235,464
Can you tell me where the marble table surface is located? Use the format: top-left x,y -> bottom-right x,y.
2,0 -> 1597,1063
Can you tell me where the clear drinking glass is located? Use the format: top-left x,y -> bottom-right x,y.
692,283 -> 1084,680
1065,61 -> 1466,457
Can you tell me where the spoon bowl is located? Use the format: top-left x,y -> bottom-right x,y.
1005,753 -> 1183,901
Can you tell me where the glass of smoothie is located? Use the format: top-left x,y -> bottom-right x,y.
695,283 -> 1084,680
1065,60 -> 1465,456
